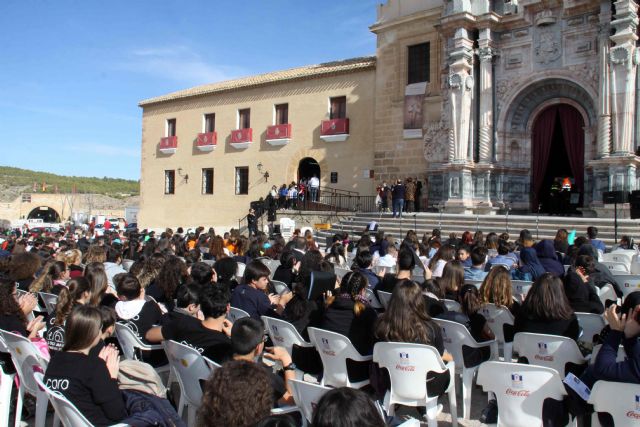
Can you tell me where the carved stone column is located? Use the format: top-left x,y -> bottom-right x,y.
609,0 -> 639,155
597,15 -> 612,158
448,28 -> 474,163
477,29 -> 494,164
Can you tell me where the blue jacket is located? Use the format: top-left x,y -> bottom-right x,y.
581,329 -> 640,388
464,267 -> 488,281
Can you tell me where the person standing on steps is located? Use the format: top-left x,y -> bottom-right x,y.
309,175 -> 320,202
391,179 -> 405,218
247,208 -> 257,237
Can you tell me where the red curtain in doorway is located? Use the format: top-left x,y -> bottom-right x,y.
558,104 -> 585,197
532,107 -> 557,211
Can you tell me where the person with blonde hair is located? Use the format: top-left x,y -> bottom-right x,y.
58,249 -> 83,278
479,265 -> 519,315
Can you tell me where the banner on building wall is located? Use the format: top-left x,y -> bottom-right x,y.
403,82 -> 427,139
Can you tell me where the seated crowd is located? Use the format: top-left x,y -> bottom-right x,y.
0,222 -> 638,426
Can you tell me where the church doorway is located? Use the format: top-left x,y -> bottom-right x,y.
531,104 -> 584,214
298,157 -> 320,182
27,206 -> 61,223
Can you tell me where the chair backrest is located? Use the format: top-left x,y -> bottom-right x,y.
513,332 -> 586,375
115,323 -> 147,360
163,340 -> 212,408
511,281 -> 532,300
480,304 -> 515,344
377,291 -> 393,310
262,316 -> 311,355
597,283 -> 618,306
603,252 -> 634,267
0,329 -> 48,396
564,264 -> 571,274
39,292 -> 59,315
202,259 -> 216,267
33,371 -> 93,427
433,318 -> 483,369
614,274 -> 640,297
589,381 -> 640,425
228,307 -> 250,323
236,262 -> 246,279
122,259 -> 134,272
575,312 -> 606,345
602,261 -> 630,274
262,259 -> 281,276
373,342 -> 447,404
465,280 -> 483,289
477,361 -> 566,427
364,288 -> 383,309
289,379 -> 331,422
442,299 -> 461,312
307,327 -> 370,387
271,280 -> 289,295
491,263 -> 512,270
203,355 -> 222,371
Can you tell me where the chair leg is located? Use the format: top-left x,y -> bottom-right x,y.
53,414 -> 60,427
176,394 -> 185,417
0,372 -> 13,427
447,383 -> 458,427
504,342 -> 513,362
14,387 -> 23,427
462,368 -> 474,420
35,390 -> 48,427
187,405 -> 196,426
424,399 -> 439,427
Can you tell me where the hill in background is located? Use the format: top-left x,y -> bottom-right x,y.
0,166 -> 139,202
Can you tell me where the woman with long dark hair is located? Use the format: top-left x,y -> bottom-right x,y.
436,260 -> 465,300
146,256 -> 188,310
0,275 -> 44,339
428,245 -> 455,278
45,277 -> 92,353
513,273 -> 580,340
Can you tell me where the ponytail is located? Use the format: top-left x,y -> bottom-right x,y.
459,284 -> 481,316
55,277 -> 90,326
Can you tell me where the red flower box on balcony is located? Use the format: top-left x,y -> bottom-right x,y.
159,136 -> 178,154
197,132 -> 217,152
320,118 -> 350,142
266,124 -> 292,146
230,128 -> 252,149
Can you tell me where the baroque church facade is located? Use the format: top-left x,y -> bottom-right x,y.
371,0 -> 640,215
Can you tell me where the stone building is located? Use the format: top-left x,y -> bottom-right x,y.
139,0 -> 640,228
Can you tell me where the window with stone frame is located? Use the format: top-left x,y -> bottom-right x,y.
407,42 -> 430,84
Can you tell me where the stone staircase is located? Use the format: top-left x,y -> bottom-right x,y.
315,212 -> 640,248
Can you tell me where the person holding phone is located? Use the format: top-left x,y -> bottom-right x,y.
563,255 -> 604,314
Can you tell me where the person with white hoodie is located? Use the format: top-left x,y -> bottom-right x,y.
114,273 -> 162,344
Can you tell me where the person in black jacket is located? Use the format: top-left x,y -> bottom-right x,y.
563,255 -> 604,314
247,208 -> 258,237
391,179 -> 405,218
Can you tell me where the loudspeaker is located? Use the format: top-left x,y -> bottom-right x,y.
630,191 -> 640,219
603,191 -> 628,204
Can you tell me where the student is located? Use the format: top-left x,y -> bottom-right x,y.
44,305 -> 128,426
352,250 -> 381,289
586,226 -> 606,253
464,246 -> 488,282
231,261 -> 292,319
563,255 -> 604,314
480,266 -> 519,316
456,244 -> 472,268
231,317 -> 295,406
376,248 -> 415,294
45,277 -> 92,353
534,239 -> 565,277
312,387 -> 386,427
0,275 -> 44,339
146,285 -> 233,363
485,241 -> 516,271
436,260 -> 464,300
198,360 -> 274,427
114,273 -> 163,343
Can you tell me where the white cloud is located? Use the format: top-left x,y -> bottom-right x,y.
60,143 -> 140,159
117,45 -> 245,85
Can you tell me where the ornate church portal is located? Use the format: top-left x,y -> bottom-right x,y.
532,104 -> 584,213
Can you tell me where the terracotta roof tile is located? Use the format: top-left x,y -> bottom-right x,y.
139,56 -> 376,107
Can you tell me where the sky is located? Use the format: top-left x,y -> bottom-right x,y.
0,1 -> 381,180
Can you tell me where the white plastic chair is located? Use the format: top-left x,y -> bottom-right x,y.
33,372 -> 126,427
589,381 -> 640,426
564,264 -> 571,274
596,283 -> 620,306
590,344 -> 626,365
307,327 -> 373,388
279,218 -> 296,240
236,262 -> 246,279
114,324 -> 170,376
262,316 -> 313,378
0,329 -> 49,427
271,280 -> 290,295
203,355 -> 222,371
363,288 -> 383,309
511,281 -> 532,301
121,259 -> 134,272
601,261 -> 630,275
262,259 -> 281,278
373,342 -> 458,427
513,332 -> 588,376
334,267 -> 352,279
613,274 -> 640,297
289,379 -> 331,424
442,299 -> 461,312
377,290 -> 392,310
0,334 -> 16,427
477,361 -> 568,427
575,313 -> 606,346
603,251 -> 634,268
39,292 -> 58,315
162,340 -> 212,425
480,304 -> 515,361
465,280 -> 483,289
433,318 -> 498,420
227,306 -> 250,322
